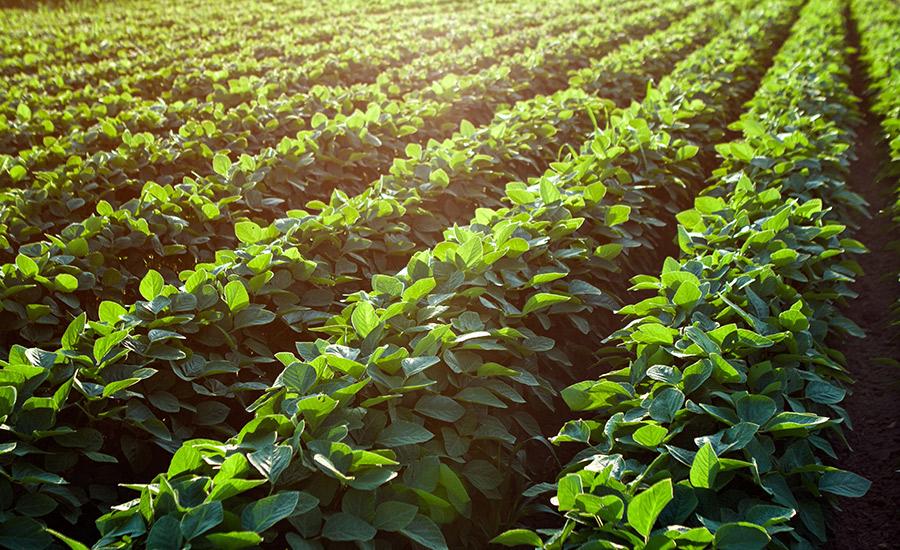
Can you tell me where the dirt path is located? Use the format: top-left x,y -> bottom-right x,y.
825,9 -> 900,548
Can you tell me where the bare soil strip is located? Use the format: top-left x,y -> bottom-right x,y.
825,10 -> 900,548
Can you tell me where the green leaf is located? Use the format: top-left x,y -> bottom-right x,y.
685,326 -> 719,354
405,143 -> 422,158
16,102 -> 32,121
463,460 -> 502,493
491,529 -> 543,547
456,236 -> 483,268
735,394 -> 777,425
240,491 -> 300,532
627,479 -> 673,538
734,328 -> 773,348
556,474 -> 583,511
805,380 -> 846,405
147,515 -> 183,549
648,387 -> 684,423
415,395 -> 465,422
429,168 -> 450,187
181,501 -> 224,540
233,308 -> 275,330
208,479 -> 267,502
522,292 -> 570,315
585,182 -> 607,202
690,443 -> 720,489
605,204 -> 631,226
676,144 -> 699,160
92,329 -> 128,364
819,470 -> 871,497
764,412 -> 829,433
400,515 -> 448,550
632,323 -> 676,345
529,272 -> 567,286
8,165 -> 26,182
204,531 -> 262,549
101,120 -> 118,138
61,313 -> 86,350
15,492 -> 57,517
322,512 -> 376,542
0,386 -> 17,419
248,445 -> 292,484
714,522 -> 770,550
98,301 -> 127,324
540,180 -> 561,203
632,424 -> 667,447
438,463 -> 470,514
594,243 -> 623,260
402,278 -> 436,301
311,112 -> 328,128
139,270 -> 165,301
778,309 -> 809,331
54,274 -> 79,292
372,274 -> 404,296
102,377 -> 143,397
46,529 -> 90,550
224,281 -> 250,313
195,401 -> 231,426
213,153 -> 232,176
373,501 -> 418,532
455,386 -> 506,408
15,254 -> 38,278
673,281 -> 701,307
168,445 -> 203,478
201,203 -> 220,220
377,420 -> 434,446
234,221 -> 263,244
351,302 -> 379,338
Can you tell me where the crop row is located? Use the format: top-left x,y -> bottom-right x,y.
0,0 -> 654,201
0,0 -> 587,153
850,0 -> 900,326
0,0 -> 472,77
0,1 -> 464,86
0,0 -> 804,546
495,0 -> 872,548
850,0 -> 900,167
0,0 -> 656,192
4,5 -> 615,160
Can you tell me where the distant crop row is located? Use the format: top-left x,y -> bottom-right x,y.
0,0 -> 599,152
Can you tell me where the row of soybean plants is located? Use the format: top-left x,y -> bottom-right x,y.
0,2 -> 593,155
0,0 -> 475,96
0,0 -> 440,129
0,0 -> 794,547
0,0 -> 608,173
0,0 -> 658,206
0,0 -> 560,154
0,0 -> 708,352
0,0 -> 455,76
496,0 -> 873,548
850,0 -> 900,325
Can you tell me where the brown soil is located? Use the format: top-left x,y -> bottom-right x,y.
825,10 -> 900,549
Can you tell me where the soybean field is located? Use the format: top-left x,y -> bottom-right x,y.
0,0 -> 898,548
